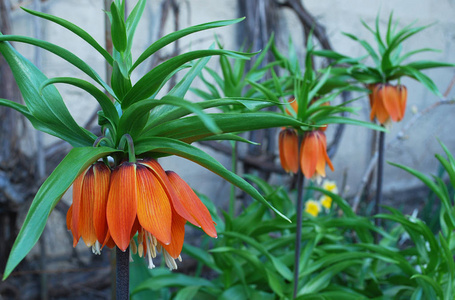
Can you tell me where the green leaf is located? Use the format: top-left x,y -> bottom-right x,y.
125,0 -> 147,53
111,60 -> 132,100
199,134 -> 258,145
40,77 -> 119,127
405,60 -> 455,71
398,66 -> 442,97
21,7 -> 113,65
132,273 -> 215,294
410,275 -> 443,299
143,112 -> 303,143
435,154 -> 455,190
174,286 -> 201,300
342,32 -> 380,68
3,147 -> 118,280
122,49 -> 254,109
134,137 -> 290,222
183,244 -> 220,272
389,161 -> 455,227
131,18 -> 244,72
221,231 -> 293,281
319,116 -> 387,132
439,233 -> 455,300
119,96 -> 221,141
0,39 -> 96,147
0,35 -> 114,97
169,55 -> 212,98
298,260 -> 363,295
110,1 -> 127,53
0,98 -> 84,144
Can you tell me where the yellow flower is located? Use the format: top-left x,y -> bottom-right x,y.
305,199 -> 320,217
322,180 -> 338,194
320,195 -> 332,210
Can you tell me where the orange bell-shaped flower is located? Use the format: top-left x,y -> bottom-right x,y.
105,158 -> 216,269
66,162 -> 111,254
279,128 -> 300,174
369,83 -> 407,124
300,130 -> 334,179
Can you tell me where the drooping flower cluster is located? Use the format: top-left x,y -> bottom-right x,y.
279,129 -> 334,179
66,158 -> 216,270
368,83 -> 408,125
279,97 -> 334,179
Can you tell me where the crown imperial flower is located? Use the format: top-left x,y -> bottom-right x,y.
300,130 -> 334,180
67,158 -> 217,270
369,83 -> 407,124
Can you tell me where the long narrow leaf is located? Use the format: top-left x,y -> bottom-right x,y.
0,39 -> 96,146
21,7 -> 113,65
122,49 -> 254,109
0,35 -> 115,97
134,137 -> 290,222
131,18 -> 244,72
143,112 -> 303,143
40,77 -> 119,127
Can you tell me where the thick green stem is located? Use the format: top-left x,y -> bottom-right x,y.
116,247 -> 129,300
293,170 -> 305,299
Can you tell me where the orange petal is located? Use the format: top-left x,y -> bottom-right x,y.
166,171 -> 217,238
300,132 -> 319,179
315,131 -> 334,177
370,84 -> 388,124
71,168 -> 89,247
92,162 -> 111,244
140,159 -> 198,226
102,230 -> 116,249
66,204 -> 73,231
397,85 -> 407,121
106,162 -> 137,251
279,129 -> 299,174
367,84 -> 375,108
66,205 -> 78,246
381,84 -> 401,122
136,165 -> 172,245
79,167 -> 97,247
161,206 -> 186,259
130,217 -> 141,240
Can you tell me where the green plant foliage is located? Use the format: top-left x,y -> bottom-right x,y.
130,142 -> 455,299
0,0 -> 302,278
314,13 -> 454,95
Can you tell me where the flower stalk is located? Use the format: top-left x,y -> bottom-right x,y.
293,167 -> 305,298
116,246 -> 129,300
119,134 -> 136,163
375,129 -> 385,239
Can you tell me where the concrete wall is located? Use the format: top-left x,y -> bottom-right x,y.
7,0 -> 455,209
